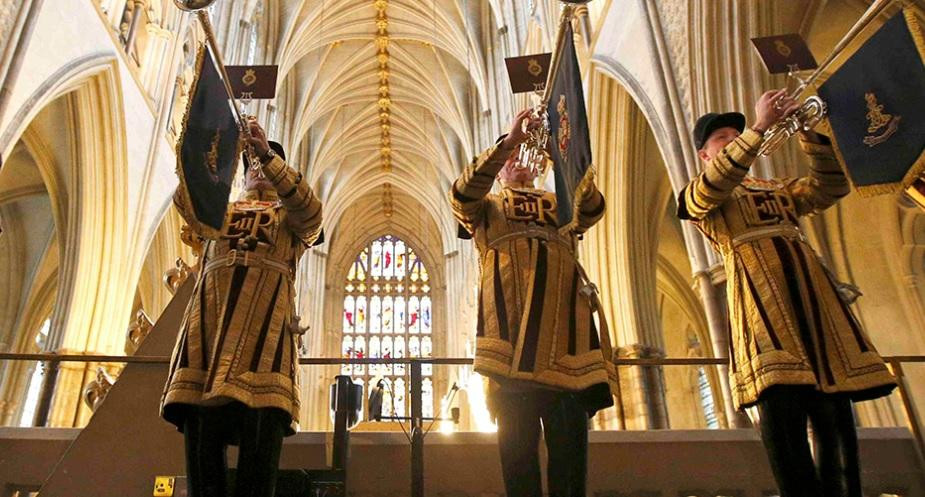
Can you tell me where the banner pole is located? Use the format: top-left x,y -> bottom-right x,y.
542,5 -> 575,106
796,0 -> 895,97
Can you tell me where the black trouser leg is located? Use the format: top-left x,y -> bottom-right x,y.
183,408 -> 229,497
756,387 -> 823,497
496,393 -> 543,497
234,408 -> 287,497
807,392 -> 862,497
542,394 -> 589,497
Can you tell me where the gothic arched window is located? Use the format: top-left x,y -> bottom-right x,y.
342,235 -> 433,419
19,318 -> 50,427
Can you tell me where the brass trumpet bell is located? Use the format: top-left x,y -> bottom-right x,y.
173,0 -> 217,12
517,105 -> 550,175
754,0 -> 893,158
758,96 -> 828,157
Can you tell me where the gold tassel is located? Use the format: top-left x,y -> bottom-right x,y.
904,6 -> 925,62
559,164 -> 597,234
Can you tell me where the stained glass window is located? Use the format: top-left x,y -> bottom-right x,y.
342,235 -> 433,419
341,336 -> 354,375
409,297 -> 420,334
394,378 -> 407,418
698,367 -> 719,429
371,296 -> 382,333
422,378 -> 434,419
356,296 -> 367,333
343,296 -> 355,334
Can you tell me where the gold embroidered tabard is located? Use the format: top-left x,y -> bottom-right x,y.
449,142 -> 617,415
161,154 -> 323,435
678,129 -> 896,409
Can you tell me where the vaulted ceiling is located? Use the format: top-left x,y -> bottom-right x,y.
274,0 -> 499,243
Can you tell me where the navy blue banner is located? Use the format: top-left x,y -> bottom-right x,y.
818,10 -> 925,195
547,22 -> 593,227
177,46 -> 240,236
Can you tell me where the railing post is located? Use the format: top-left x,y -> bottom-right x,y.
888,359 -> 925,471
330,375 -> 352,471
32,358 -> 59,427
123,0 -> 146,59
410,360 -> 424,497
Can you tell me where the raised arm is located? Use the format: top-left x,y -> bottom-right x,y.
449,108 -> 538,233
678,128 -> 763,220
448,142 -> 513,231
679,89 -> 801,221
261,154 -> 323,246
246,119 -> 322,246
787,132 -> 849,216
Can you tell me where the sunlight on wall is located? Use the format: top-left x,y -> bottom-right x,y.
465,371 -> 497,433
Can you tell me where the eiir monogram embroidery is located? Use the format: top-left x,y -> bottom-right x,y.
504,190 -> 557,226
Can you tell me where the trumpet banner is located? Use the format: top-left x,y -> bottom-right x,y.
175,45 -> 242,238
818,8 -> 925,197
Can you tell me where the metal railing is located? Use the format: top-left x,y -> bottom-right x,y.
1,352 -> 923,497
1,353 -> 922,441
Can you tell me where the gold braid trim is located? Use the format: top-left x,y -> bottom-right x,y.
900,6 -> 925,191
174,45 -> 244,239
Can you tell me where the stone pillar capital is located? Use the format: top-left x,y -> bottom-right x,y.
615,343 -> 665,360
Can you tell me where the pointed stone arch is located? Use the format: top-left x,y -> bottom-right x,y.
0,55 -> 133,427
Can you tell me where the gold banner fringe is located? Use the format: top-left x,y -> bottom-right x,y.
855,182 -> 903,197
900,6 -> 925,191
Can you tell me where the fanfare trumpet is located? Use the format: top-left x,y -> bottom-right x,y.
172,0 -> 244,125
515,1 -> 587,175
172,0 -> 216,10
174,0 -> 266,173
517,101 -> 550,173
757,0 -> 896,157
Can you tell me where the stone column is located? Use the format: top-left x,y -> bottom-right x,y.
296,247 -> 330,431
45,350 -> 92,427
141,23 -> 172,96
122,0 -> 147,58
694,265 -> 751,428
580,72 -> 671,430
616,344 -> 669,429
0,0 -> 44,123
